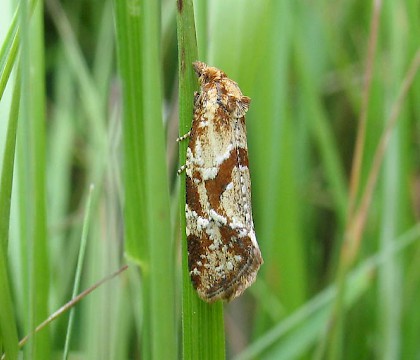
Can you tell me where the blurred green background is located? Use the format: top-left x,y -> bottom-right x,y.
1,0 -> 420,359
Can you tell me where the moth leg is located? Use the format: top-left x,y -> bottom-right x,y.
177,164 -> 187,175
176,131 -> 191,142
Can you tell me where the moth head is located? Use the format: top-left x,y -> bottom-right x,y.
193,61 -> 251,118
193,61 -> 226,85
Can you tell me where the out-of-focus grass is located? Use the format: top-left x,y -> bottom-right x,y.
0,0 -> 419,359
18,1 -> 50,358
0,70 -> 20,360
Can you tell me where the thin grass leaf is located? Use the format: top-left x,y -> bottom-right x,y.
112,0 -> 146,263
193,0 -> 207,60
18,1 -> 50,357
0,68 -> 20,360
0,251 -> 19,359
0,70 -> 20,250
112,0 -> 148,355
114,0 -> 176,358
376,3 -> 413,355
0,0 -> 37,101
0,7 -> 18,102
44,0 -> 107,150
15,265 -> 129,354
141,0 -> 177,358
293,26 -> 348,226
63,184 -> 95,359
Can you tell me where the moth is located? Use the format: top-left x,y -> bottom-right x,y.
178,61 -> 263,303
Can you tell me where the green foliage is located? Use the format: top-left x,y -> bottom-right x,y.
0,0 -> 419,359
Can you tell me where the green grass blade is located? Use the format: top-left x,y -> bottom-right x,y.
0,71 -> 20,250
63,184 -> 95,359
142,0 -> 176,358
193,0 -> 207,60
376,4 -> 412,358
293,26 -> 348,226
112,0 -> 146,263
112,0 -> 148,356
0,250 -> 19,360
0,6 -> 19,102
0,69 -> 20,360
44,0 -> 106,147
0,257 -> 18,357
19,0 -> 50,357
0,0 -> 38,102
114,0 -> 176,358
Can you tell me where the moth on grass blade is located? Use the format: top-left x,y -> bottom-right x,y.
178,62 -> 263,303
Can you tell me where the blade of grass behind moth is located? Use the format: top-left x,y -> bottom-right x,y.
0,5 -> 18,102
376,2 -> 411,357
177,0 -> 225,359
193,0 -> 207,60
0,248 -> 19,360
19,0 -> 50,358
0,0 -> 37,101
142,0 -> 177,357
291,5 -> 350,357
112,0 -> 149,357
14,265 -> 129,356
92,0 -> 114,94
0,68 -> 20,360
0,68 -> 20,250
252,0 -> 307,323
63,185 -> 95,360
293,19 -> 348,227
312,1 -> 381,359
112,0 -> 145,269
45,0 -> 108,185
346,0 -> 381,220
